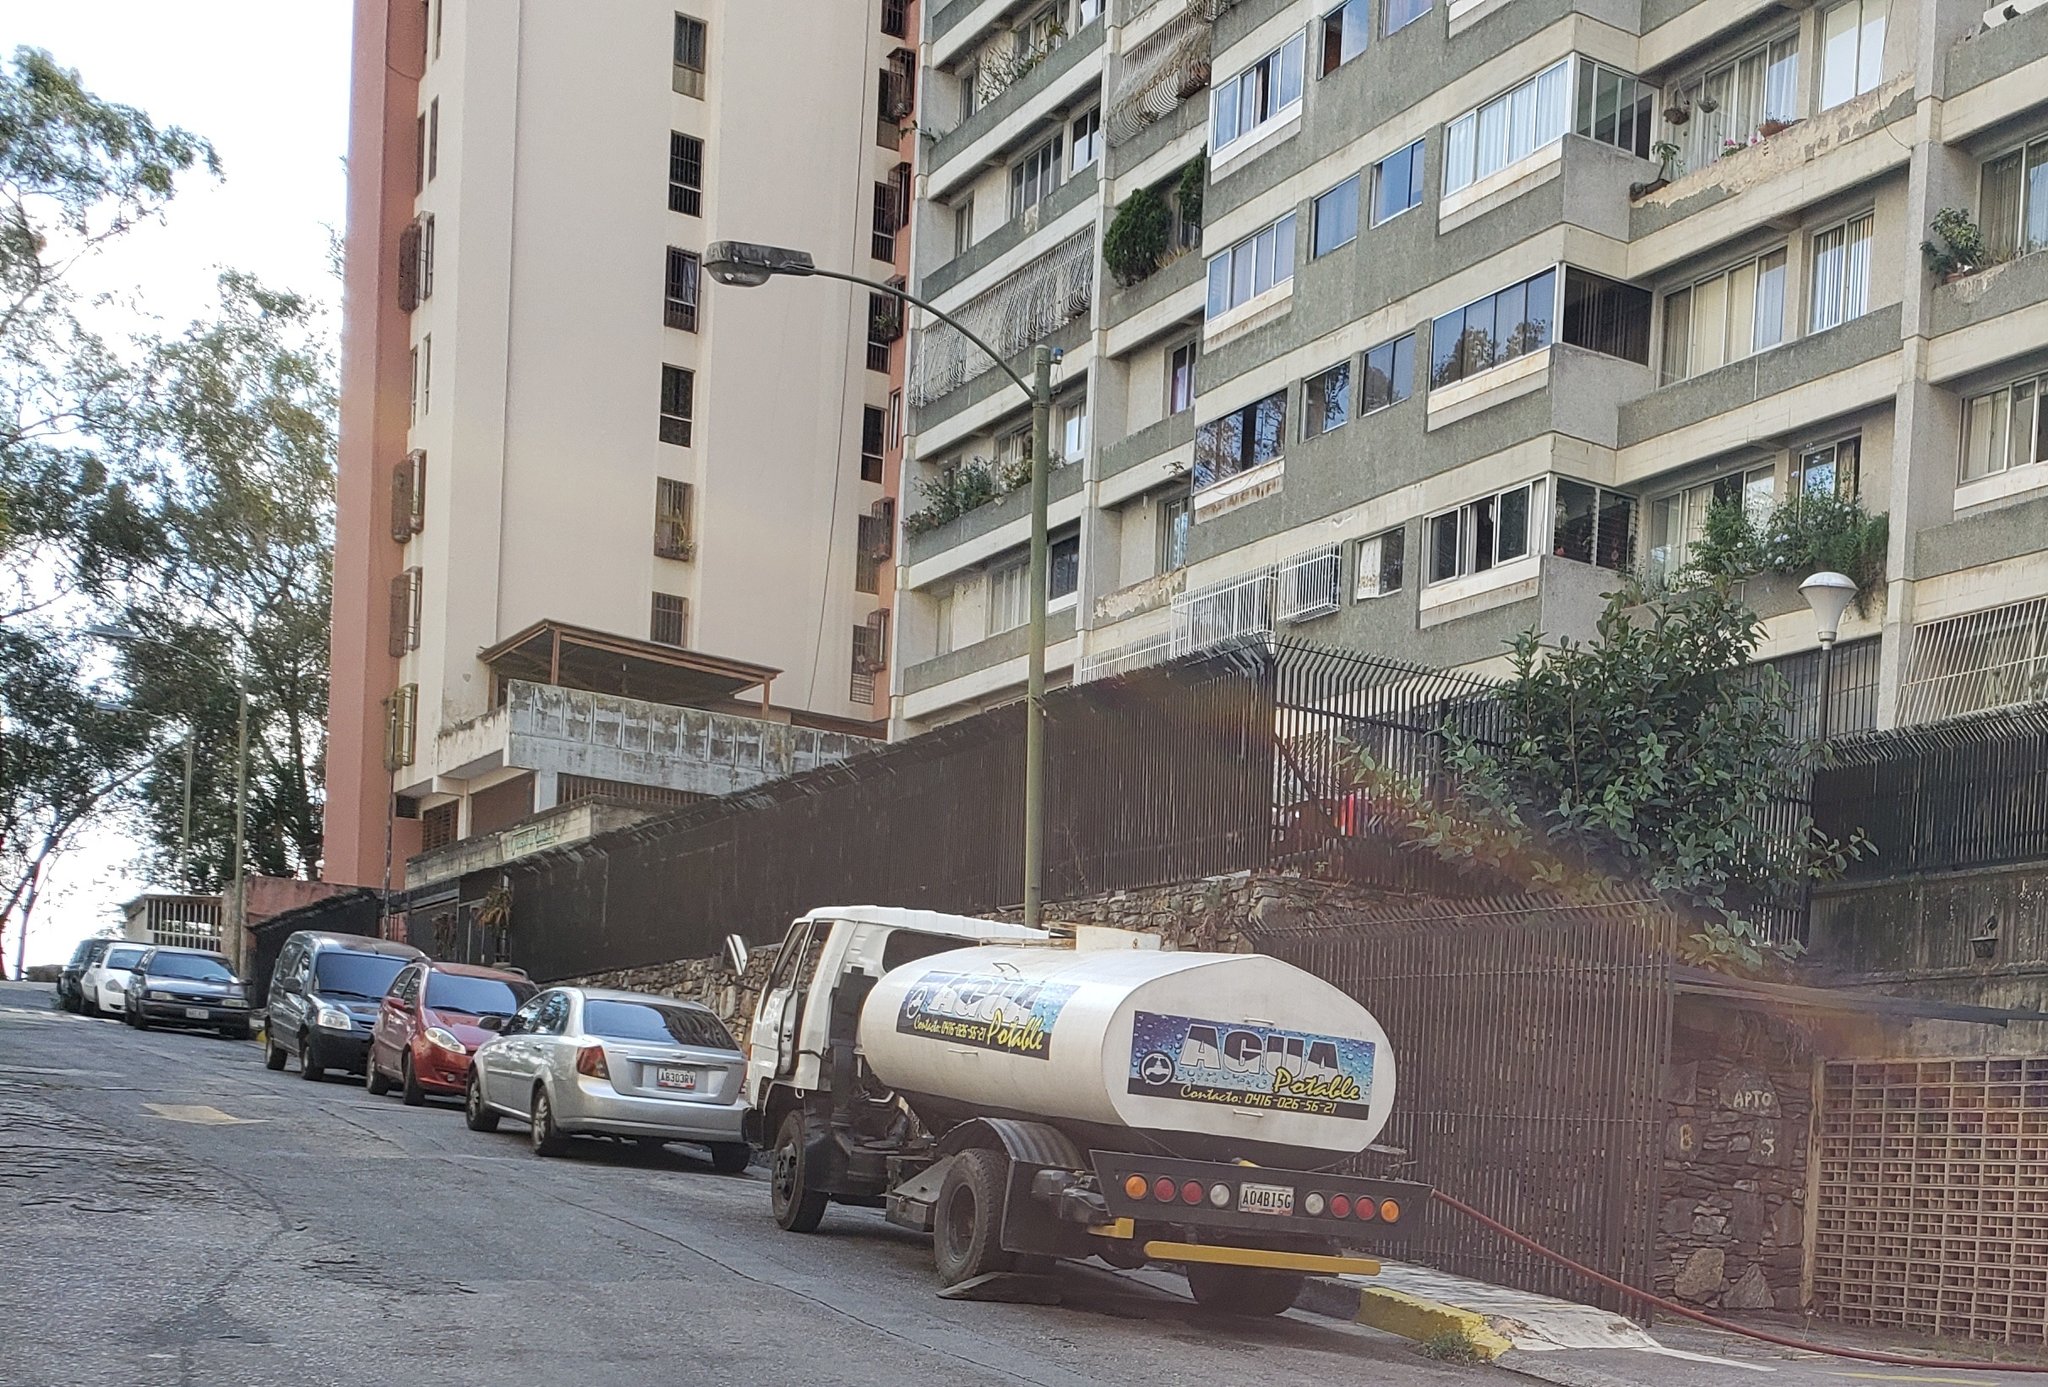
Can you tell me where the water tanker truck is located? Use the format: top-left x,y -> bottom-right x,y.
742,906 -> 1430,1315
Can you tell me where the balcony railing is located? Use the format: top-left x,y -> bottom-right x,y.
908,229 -> 1094,406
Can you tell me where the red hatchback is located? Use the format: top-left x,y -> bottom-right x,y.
368,960 -> 536,1105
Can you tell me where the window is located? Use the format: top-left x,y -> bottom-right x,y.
415,114 -> 426,195
655,478 -> 693,559
391,449 -> 425,540
1572,58 -> 1653,160
1352,528 -> 1404,599
1962,372 -> 2048,484
674,15 -> 707,98
1313,176 -> 1359,257
956,60 -> 980,120
1158,494 -> 1191,572
1444,59 -> 1570,196
1212,31 -> 1306,155
669,133 -> 703,216
433,0 -> 443,58
1818,0 -> 1885,112
1359,333 -> 1416,413
1320,0 -> 1368,76
867,290 -> 900,372
1430,267 -> 1556,387
418,213 -> 436,301
861,406 -> 886,483
1303,361 -> 1350,436
428,98 -> 440,180
952,198 -> 974,255
1561,267 -> 1652,364
384,683 -> 418,770
887,389 -> 903,447
872,180 -> 899,262
1049,533 -> 1080,600
882,0 -> 908,38
1796,437 -> 1860,497
665,247 -> 700,331
1552,479 -> 1637,572
1980,135 -> 2048,264
409,345 -> 420,422
1647,467 -> 1773,581
651,592 -> 688,647
1668,35 -> 1799,173
1167,341 -> 1197,415
857,501 -> 893,593
1371,139 -> 1426,225
1071,108 -> 1102,174
1059,395 -> 1090,461
1809,212 -> 1873,333
1660,250 -> 1787,384
1010,135 -> 1063,220
1194,390 -> 1286,490
851,612 -> 889,699
1204,212 -> 1297,318
1383,0 -> 1429,35
933,587 -> 956,656
658,365 -> 694,446
389,567 -> 422,656
1074,0 -> 1103,25
1427,480 -> 1543,583
420,334 -> 432,414
988,561 -> 1028,635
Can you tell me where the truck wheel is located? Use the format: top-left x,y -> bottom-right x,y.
933,1147 -> 1012,1286
771,1112 -> 828,1232
1184,1263 -> 1305,1317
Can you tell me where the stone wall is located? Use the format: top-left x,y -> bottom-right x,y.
1658,1002 -> 1814,1311
568,946 -> 781,1038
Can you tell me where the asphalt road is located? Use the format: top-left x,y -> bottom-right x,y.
0,980 -> 1488,1387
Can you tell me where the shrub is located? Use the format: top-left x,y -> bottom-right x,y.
1175,152 -> 1205,233
1103,185 -> 1170,286
1677,494 -> 1886,614
1922,207 -> 1988,278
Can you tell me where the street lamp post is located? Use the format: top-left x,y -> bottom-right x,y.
1796,571 -> 1858,941
703,240 -> 1054,926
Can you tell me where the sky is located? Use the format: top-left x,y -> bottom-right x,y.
3,0 -> 351,966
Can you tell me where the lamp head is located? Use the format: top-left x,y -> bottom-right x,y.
703,240 -> 816,287
1799,571 -> 1858,644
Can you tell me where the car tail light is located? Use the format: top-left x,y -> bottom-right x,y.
1303,1192 -> 1326,1216
1180,1180 -> 1204,1206
575,1045 -> 610,1079
1152,1176 -> 1177,1203
1330,1194 -> 1352,1219
1356,1197 -> 1378,1221
1124,1174 -> 1150,1200
1209,1183 -> 1230,1208
1379,1199 -> 1402,1224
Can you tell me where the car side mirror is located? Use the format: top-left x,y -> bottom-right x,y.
477,1015 -> 505,1032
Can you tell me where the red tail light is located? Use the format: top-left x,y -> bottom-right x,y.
1356,1197 -> 1378,1221
1330,1194 -> 1353,1219
1180,1180 -> 1204,1206
575,1044 -> 610,1079
1152,1176 -> 1177,1202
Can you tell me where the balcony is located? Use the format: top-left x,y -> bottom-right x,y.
900,606 -> 1078,697
1098,409 -> 1195,483
922,166 -> 1097,302
1942,3 -> 2048,140
905,455 -> 1086,566
929,22 -> 1105,188
1928,252 -> 2048,383
1103,244 -> 1205,341
407,797 -> 664,891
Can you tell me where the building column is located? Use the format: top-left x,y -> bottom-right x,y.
532,770 -> 560,813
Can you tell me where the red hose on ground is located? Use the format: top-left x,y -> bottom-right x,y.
1430,1189 -> 2048,1374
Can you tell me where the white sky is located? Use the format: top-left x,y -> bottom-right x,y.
3,0 -> 351,966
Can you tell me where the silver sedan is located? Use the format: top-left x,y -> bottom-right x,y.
464,986 -> 751,1170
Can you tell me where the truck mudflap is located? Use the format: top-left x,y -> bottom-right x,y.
1090,1151 -> 1432,1246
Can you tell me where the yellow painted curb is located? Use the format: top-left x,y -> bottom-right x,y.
1352,1285 -> 1514,1361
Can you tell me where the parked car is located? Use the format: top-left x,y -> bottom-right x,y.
79,941 -> 151,1017
58,937 -> 114,1012
464,986 -> 750,1170
368,960 -> 535,1106
121,947 -> 253,1039
264,931 -> 426,1080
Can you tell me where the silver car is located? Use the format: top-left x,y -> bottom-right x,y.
464,986 -> 750,1170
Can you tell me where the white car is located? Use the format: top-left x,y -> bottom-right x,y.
80,942 -> 150,1016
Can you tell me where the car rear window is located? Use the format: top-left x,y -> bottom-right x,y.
149,954 -> 234,982
581,999 -> 735,1051
104,947 -> 146,970
312,951 -> 411,1000
425,972 -> 533,1017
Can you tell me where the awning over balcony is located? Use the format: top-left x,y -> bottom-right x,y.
479,619 -> 779,709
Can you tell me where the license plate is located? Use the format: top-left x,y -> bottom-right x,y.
185,1007 -> 210,1020
654,1066 -> 698,1092
1238,1181 -> 1295,1217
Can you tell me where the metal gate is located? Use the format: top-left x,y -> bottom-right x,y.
1260,897 -> 1675,1313
1814,1057 -> 2048,1345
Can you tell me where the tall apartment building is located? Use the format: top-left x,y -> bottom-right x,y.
326,0 -> 917,889
894,0 -> 2048,742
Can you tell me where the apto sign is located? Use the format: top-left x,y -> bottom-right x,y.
895,971 -> 1078,1059
1127,1010 -> 1376,1120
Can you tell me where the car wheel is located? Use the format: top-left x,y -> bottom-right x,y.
365,1055 -> 392,1096
1184,1264 -> 1305,1317
130,1006 -> 149,1031
464,1069 -> 500,1133
264,1035 -> 287,1070
770,1111 -> 829,1233
81,992 -> 98,1017
219,1025 -> 249,1041
933,1147 -> 1013,1286
710,1142 -> 752,1175
400,1052 -> 425,1107
298,1033 -> 323,1081
529,1087 -> 569,1158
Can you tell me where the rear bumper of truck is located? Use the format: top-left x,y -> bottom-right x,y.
1090,1150 -> 1432,1251
1088,1222 -> 1382,1277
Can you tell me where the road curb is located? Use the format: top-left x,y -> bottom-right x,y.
1299,1275 -> 1513,1361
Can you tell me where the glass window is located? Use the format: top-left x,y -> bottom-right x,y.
1561,267 -> 1651,364
312,951 -> 411,1001
1158,494 -> 1191,572
1383,0 -> 1430,36
952,198 -> 974,255
1980,136 -> 2048,263
1646,466 -> 1774,581
1668,34 -> 1799,172
1009,135 -> 1063,219
1430,268 -> 1556,388
1359,333 -> 1416,413
1961,374 -> 2048,484
1060,396 -> 1089,461
1810,213 -> 1873,333
1425,481 -> 1543,583
1353,528 -> 1404,599
147,953 -> 235,982
1313,176 -> 1359,257
1071,108 -> 1102,174
425,972 -> 535,1017
1194,390 -> 1287,490
1304,361 -> 1350,436
1552,479 -> 1637,572
988,561 -> 1028,634
581,999 -> 736,1049
1320,0 -> 1368,76
933,587 -> 956,655
1371,139 -> 1426,225
1819,0 -> 1885,112
1444,59 -> 1572,196
1573,58 -> 1654,160
1167,341 -> 1197,414
1212,31 -> 1308,154
1049,534 -> 1080,599
1205,212 -> 1297,317
1797,437 -> 1860,497
1661,250 -> 1786,385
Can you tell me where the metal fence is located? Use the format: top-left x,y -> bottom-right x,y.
1260,896 -> 1676,1314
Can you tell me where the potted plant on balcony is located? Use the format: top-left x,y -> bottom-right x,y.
1757,116 -> 1794,137
1632,141 -> 1682,199
1103,184 -> 1170,287
1921,207 -> 1989,282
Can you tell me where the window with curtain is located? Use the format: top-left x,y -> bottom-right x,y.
1562,268 -> 1652,363
988,561 -> 1028,635
1158,494 -> 1191,572
1980,135 -> 2048,264
1667,34 -> 1798,170
1167,341 -> 1197,414
1818,0 -> 1885,111
1205,212 -> 1298,318
1660,249 -> 1787,384
1313,176 -> 1359,256
1372,139 -> 1426,225
1809,212 -> 1873,332
1961,373 -> 2048,485
1194,390 -> 1287,490
1383,0 -> 1430,36
1303,361 -> 1350,436
1009,135 -> 1063,220
1071,108 -> 1102,173
1646,466 -> 1773,582
1352,529 -> 1404,599
1444,59 -> 1571,197
1212,31 -> 1307,155
1320,0 -> 1368,75
1427,480 -> 1543,584
1796,437 -> 1860,497
1431,268 -> 1557,387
